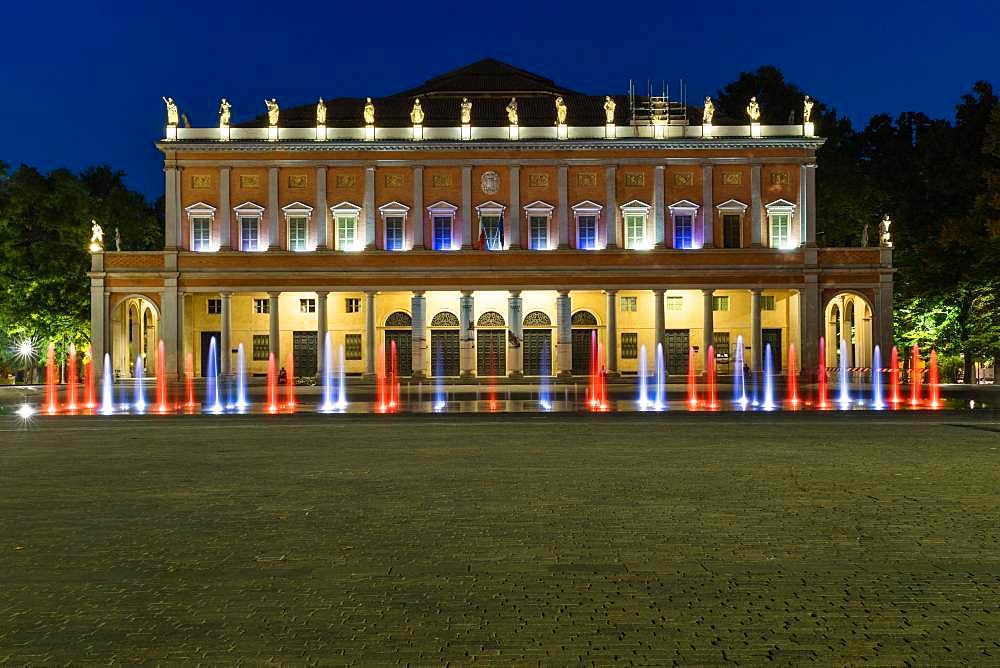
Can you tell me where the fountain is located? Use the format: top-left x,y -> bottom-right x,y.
733,335 -> 748,407
234,343 -> 248,411
433,340 -> 446,411
155,339 -> 169,412
787,343 -> 799,407
637,344 -> 649,409
538,344 -> 551,410
184,352 -> 196,409
761,343 -> 776,410
66,343 -> 78,410
705,345 -> 718,409
686,346 -> 697,408
817,336 -> 828,409
378,342 -> 399,412
837,338 -> 851,407
909,344 -> 921,406
133,355 -> 146,413
266,352 -> 278,412
871,344 -> 885,409
285,351 -> 296,409
100,353 -> 114,415
651,342 -> 665,410
488,339 -> 498,411
928,349 -> 940,408
205,336 -> 223,413
337,344 -> 348,410
83,344 -> 95,409
889,345 -> 901,404
319,333 -> 336,412
588,332 -> 607,411
44,343 -> 58,414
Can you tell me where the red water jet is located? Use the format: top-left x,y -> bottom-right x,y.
155,339 -> 169,412
687,346 -> 698,408
66,343 -> 79,410
285,351 -> 296,409
787,343 -> 800,408
705,344 -> 718,409
817,336 -> 828,409
83,344 -> 95,409
889,346 -> 901,405
44,343 -> 58,414
928,349 -> 940,408
266,353 -> 278,412
909,344 -> 921,407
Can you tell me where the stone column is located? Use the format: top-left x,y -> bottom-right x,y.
268,291 -> 281,363
459,290 -> 475,378
164,166 -> 178,250
507,291 -> 523,377
653,165 -> 665,248
800,280 -> 820,378
798,164 -> 807,247
267,167 -> 279,250
411,291 -> 427,379
316,290 -> 329,375
750,163 -> 762,246
364,291 -> 376,377
315,167 -> 328,249
364,166 -> 376,250
804,163 -> 817,246
702,164 -> 714,248
750,288 -> 762,372
605,165 -> 618,248
461,165 -> 473,249
557,165 -> 569,248
702,289 -> 715,372
162,279 -> 178,381
412,166 -> 424,249
653,289 -> 665,356
508,166 -> 521,249
219,167 -> 231,250
220,292 -> 232,376
176,291 -> 186,379
556,290 -> 572,378
90,277 -> 106,382
605,290 -> 618,375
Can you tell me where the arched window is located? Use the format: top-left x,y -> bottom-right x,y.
477,311 -> 506,327
523,311 -> 552,327
571,311 -> 598,326
384,311 -> 412,327
431,311 -> 460,327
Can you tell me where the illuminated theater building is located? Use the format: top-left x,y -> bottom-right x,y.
89,59 -> 893,383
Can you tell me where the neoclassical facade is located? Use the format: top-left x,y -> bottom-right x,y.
90,59 -> 893,382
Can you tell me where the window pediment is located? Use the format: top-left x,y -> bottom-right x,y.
233,201 -> 265,216
620,199 -> 651,214
184,201 -> 217,218
379,201 -> 410,216
716,199 -> 748,212
331,201 -> 362,214
764,198 -> 796,212
475,200 -> 506,216
571,200 -> 603,214
523,200 -> 554,216
427,200 -> 458,215
668,199 -> 700,211
281,201 -> 314,216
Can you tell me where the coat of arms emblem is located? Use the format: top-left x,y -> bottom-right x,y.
480,171 -> 499,195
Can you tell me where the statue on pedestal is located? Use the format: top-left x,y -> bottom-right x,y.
861,223 -> 869,247
363,97 -> 375,125
114,227 -> 121,252
162,97 -> 178,127
460,97 -> 472,124
702,96 -> 715,124
89,220 -> 103,251
746,96 -> 761,122
265,98 -> 279,126
803,95 -> 814,123
410,98 -> 424,125
219,98 -> 231,128
316,98 -> 326,126
880,214 -> 893,247
555,96 -> 567,125
604,96 -> 616,124
506,97 -> 518,126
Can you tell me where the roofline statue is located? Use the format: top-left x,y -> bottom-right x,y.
410,98 -> 424,125
460,97 -> 472,125
506,97 -> 518,126
746,96 -> 761,122
555,96 -> 567,125
702,96 -> 715,125
803,95 -> 814,124
162,97 -> 178,127
219,98 -> 231,128
603,96 -> 616,125
316,97 -> 326,126
363,97 -> 375,125
265,98 -> 279,127
89,220 -> 103,253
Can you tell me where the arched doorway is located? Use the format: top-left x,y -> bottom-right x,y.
824,292 -> 873,369
476,311 -> 506,376
522,311 -> 552,376
111,295 -> 159,378
430,311 -> 460,377
571,310 -> 599,375
383,311 -> 412,376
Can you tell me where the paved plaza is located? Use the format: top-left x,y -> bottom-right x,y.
2,412 -> 999,664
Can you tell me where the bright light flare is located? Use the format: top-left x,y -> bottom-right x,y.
16,403 -> 35,419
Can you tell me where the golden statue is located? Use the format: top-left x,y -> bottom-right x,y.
746,96 -> 761,122
265,98 -> 279,127
880,214 -> 893,247
460,97 -> 472,124
506,97 -> 518,125
702,96 -> 715,124
316,97 -> 326,125
803,95 -> 814,123
89,220 -> 104,252
410,98 -> 424,125
363,97 -> 375,125
219,98 -> 231,127
162,97 -> 178,127
603,96 -> 616,124
555,96 -> 567,125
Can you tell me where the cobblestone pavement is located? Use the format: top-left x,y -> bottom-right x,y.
1,413 -> 999,664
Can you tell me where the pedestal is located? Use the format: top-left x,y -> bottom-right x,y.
605,123 -> 616,139
461,123 -> 472,140
315,124 -> 325,141
557,123 -> 568,140
508,124 -> 519,140
412,124 -> 423,141
364,124 -> 375,141
750,122 -> 762,139
220,126 -> 230,142
702,123 -> 713,138
803,121 -> 815,137
267,126 -> 278,141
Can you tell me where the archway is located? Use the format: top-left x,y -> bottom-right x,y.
430,311 -> 460,377
522,311 -> 553,376
110,295 -> 160,379
383,311 -> 412,376
570,310 -> 599,375
476,311 -> 506,376
824,292 -> 873,369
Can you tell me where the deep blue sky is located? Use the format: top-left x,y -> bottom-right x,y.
2,0 -> 996,201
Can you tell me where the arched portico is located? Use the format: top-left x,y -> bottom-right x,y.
110,295 -> 160,378
824,291 -> 873,369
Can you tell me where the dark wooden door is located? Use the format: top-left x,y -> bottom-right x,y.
723,214 -> 741,248
384,330 -> 412,376
665,329 -> 690,375
571,329 -> 595,375
762,328 -> 782,371
523,329 -> 552,376
476,330 -> 507,376
431,330 -> 459,377
292,331 -> 317,378
200,331 -> 221,377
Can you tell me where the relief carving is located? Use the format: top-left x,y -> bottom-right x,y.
528,173 -> 549,188
335,174 -> 357,188
287,174 -> 308,189
239,174 -> 262,189
673,172 -> 694,186
770,171 -> 790,186
721,172 -> 742,186
623,173 -> 645,187
576,172 -> 597,187
431,174 -> 454,188
191,174 -> 212,189
384,174 -> 404,188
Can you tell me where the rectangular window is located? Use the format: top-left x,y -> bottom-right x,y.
344,333 -> 362,360
192,216 -> 211,251
713,296 -> 729,312
207,298 -> 222,315
769,213 -> 790,249
620,296 -> 637,312
336,216 -> 357,251
288,216 -> 308,251
345,297 -> 361,313
762,295 -> 776,311
577,215 -> 597,250
624,214 -> 646,249
621,332 -> 638,359
665,296 -> 683,311
254,298 -> 270,314
713,331 -> 730,358
723,214 -> 741,248
433,216 -> 452,250
480,215 -> 503,250
300,298 -> 316,314
384,215 -> 404,251
673,214 -> 693,249
529,215 -> 549,250
252,334 -> 269,361
240,217 -> 260,251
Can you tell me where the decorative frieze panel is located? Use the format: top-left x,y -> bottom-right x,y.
673,172 -> 694,186
335,174 -> 357,188
240,174 -> 262,188
431,174 -> 454,188
384,174 -> 404,187
576,172 -> 597,187
623,173 -> 645,187
287,174 -> 308,188
480,171 -> 499,195
770,171 -> 790,185
528,173 -> 549,188
721,172 -> 742,186
191,175 -> 212,189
